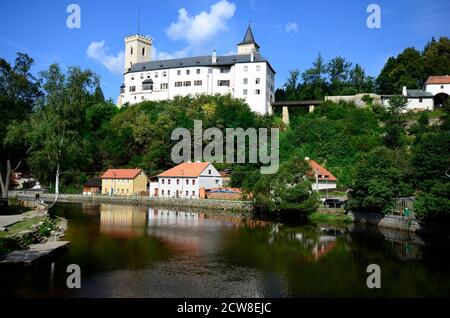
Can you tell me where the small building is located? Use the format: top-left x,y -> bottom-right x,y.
306,158 -> 338,191
151,162 -> 223,199
101,169 -> 148,196
83,178 -> 102,195
424,75 -> 450,107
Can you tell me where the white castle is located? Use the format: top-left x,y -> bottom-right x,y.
117,25 -> 276,115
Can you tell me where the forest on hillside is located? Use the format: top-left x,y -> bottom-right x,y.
1,37 -> 449,223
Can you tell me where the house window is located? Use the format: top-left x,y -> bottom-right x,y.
256,65 -> 261,71
175,81 -> 182,87
196,69 -> 201,74
217,80 -> 230,87
129,86 -> 136,92
208,169 -> 211,175
184,81 -> 191,87
193,180 -> 196,185
255,89 -> 261,95
177,179 -> 180,185
419,98 -> 423,103
162,179 -> 165,184
162,190 -> 164,195
186,69 -> 190,75
243,78 -> 248,85
255,78 -> 261,84
177,70 -> 181,75
192,191 -> 195,196
168,179 -> 171,185
243,89 -> 248,95
186,179 -> 189,185
194,80 -> 202,86
186,191 -> 189,196
244,66 -> 248,72
168,190 -> 170,196
441,85 -> 444,89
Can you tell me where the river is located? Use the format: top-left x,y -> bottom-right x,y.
1,202 -> 450,297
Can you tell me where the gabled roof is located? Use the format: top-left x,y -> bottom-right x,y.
406,89 -> 433,98
126,53 -> 271,73
237,25 -> 260,47
101,169 -> 143,179
308,160 -> 337,182
425,75 -> 450,85
158,162 -> 210,178
83,178 -> 102,187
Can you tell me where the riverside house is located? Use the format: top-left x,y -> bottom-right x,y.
306,158 -> 338,191
150,162 -> 223,199
101,169 -> 148,196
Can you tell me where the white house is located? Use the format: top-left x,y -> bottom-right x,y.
306,158 -> 338,192
424,75 -> 450,107
117,25 -> 276,115
150,162 -> 223,199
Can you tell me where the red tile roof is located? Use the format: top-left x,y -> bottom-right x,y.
308,160 -> 337,181
158,162 -> 210,178
101,169 -> 143,179
425,75 -> 450,85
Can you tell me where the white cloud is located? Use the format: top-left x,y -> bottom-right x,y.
166,0 -> 236,46
285,22 -> 299,33
86,41 -> 124,75
151,45 -> 189,60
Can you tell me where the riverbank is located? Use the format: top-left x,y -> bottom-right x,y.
8,191 -> 253,215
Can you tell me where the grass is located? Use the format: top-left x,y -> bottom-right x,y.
308,211 -> 352,224
0,216 -> 47,238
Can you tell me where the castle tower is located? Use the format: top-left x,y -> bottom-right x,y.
124,34 -> 152,72
237,25 -> 260,55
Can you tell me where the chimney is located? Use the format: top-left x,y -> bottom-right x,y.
212,50 -> 217,64
402,86 -> 407,96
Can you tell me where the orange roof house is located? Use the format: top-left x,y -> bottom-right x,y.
305,158 -> 338,191
151,162 -> 223,199
101,168 -> 148,196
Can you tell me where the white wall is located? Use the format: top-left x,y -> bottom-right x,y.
120,61 -> 274,115
406,98 -> 434,111
425,83 -> 450,96
312,181 -> 337,191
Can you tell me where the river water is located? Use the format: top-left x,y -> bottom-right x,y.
1,202 -> 450,297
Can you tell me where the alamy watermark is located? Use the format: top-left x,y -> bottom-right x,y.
367,4 -> 381,29
171,120 -> 279,174
66,4 -> 81,29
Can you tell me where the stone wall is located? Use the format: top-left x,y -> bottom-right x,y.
347,211 -> 421,232
8,191 -> 253,214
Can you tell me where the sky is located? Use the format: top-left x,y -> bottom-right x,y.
0,0 -> 449,101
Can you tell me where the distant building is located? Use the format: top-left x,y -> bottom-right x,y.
306,158 -> 337,191
117,25 -> 276,115
101,169 -> 148,196
150,162 -> 223,198
424,75 -> 450,107
82,178 -> 102,195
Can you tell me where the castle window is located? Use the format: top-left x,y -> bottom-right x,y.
186,69 -> 190,75
142,47 -> 145,56
175,82 -> 182,87
177,70 -> 181,76
243,78 -> 248,85
160,83 -> 168,89
155,72 -> 158,78
184,81 -> 191,87
217,80 -> 230,87
129,86 -> 136,92
255,89 -> 261,95
243,89 -> 248,95
196,69 -> 201,74
256,65 -> 261,71
244,66 -> 248,72
194,80 -> 202,86
220,67 -> 230,74
131,76 -> 134,80
147,73 -> 151,79
208,69 -> 212,74
163,71 -> 167,77
140,73 -> 144,79
256,78 -> 261,84
131,47 -> 133,55
142,83 -> 153,91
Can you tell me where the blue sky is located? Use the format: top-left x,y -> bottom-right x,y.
0,0 -> 449,101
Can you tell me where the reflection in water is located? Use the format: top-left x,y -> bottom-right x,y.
1,203 -> 450,298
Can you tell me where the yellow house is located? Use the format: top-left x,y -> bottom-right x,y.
101,169 -> 148,196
